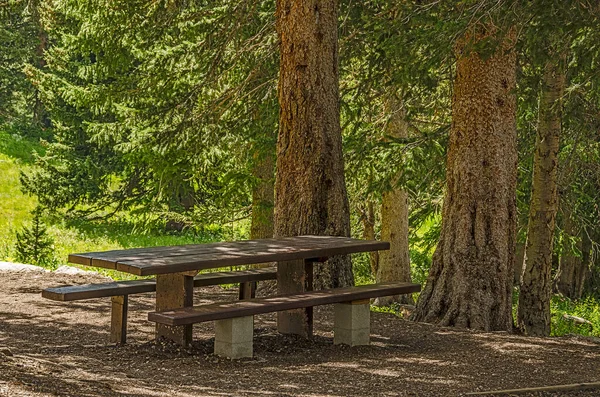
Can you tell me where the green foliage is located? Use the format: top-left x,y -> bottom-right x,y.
0,0 -> 36,124
1,0 -> 600,338
0,128 -> 46,163
14,206 -> 57,268
0,130 -> 42,260
370,298 -> 419,319
21,0 -> 278,226
352,253 -> 375,286
551,295 -> 600,337
0,128 -> 244,278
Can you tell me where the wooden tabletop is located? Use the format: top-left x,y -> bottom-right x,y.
68,235 -> 390,276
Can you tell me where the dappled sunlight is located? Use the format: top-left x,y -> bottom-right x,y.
408,376 -> 461,386
318,361 -> 360,369
69,236 -> 388,276
480,341 -> 545,354
2,271 -> 599,396
386,357 -> 459,367
358,368 -> 406,378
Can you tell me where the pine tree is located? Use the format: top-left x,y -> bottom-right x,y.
413,24 -> 518,331
274,0 -> 352,336
15,207 -> 55,267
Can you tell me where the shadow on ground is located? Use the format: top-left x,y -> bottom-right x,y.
1,271 -> 599,397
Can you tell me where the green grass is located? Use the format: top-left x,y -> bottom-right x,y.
551,295 -> 600,337
0,131 -> 41,260
46,217 -> 235,279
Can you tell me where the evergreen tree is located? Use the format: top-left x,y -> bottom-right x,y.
23,0 -> 278,227
15,207 -> 55,267
413,23 -> 518,331
274,0 -> 352,336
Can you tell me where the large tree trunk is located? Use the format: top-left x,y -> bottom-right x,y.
375,94 -> 413,306
249,148 -> 275,296
165,173 -> 195,232
275,0 -> 352,335
250,150 -> 275,240
412,25 -> 517,331
517,55 -> 566,336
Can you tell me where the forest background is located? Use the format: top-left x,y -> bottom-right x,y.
1,0 -> 599,338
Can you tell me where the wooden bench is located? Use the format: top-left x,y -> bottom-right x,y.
42,267 -> 277,344
148,281 -> 421,358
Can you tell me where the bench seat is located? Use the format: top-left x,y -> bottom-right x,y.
42,267 -> 277,343
42,268 -> 277,301
148,281 -> 420,358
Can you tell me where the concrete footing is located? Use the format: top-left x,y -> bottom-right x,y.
333,301 -> 371,346
214,316 -> 254,358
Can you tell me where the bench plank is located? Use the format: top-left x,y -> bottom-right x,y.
148,281 -> 421,326
42,268 -> 277,301
42,279 -> 157,301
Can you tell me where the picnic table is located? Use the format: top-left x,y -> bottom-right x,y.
66,235 -> 391,345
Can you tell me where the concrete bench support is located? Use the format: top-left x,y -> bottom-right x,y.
150,281 -> 421,357
214,316 -> 254,359
333,300 -> 370,346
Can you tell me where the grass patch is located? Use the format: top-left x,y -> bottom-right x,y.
0,132 -> 42,260
0,128 -> 47,163
370,298 -> 417,319
551,295 -> 600,337
46,217 -> 233,279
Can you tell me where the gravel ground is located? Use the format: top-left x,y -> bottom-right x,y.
0,270 -> 599,397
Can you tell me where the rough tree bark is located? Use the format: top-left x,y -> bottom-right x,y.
248,149 -> 275,296
375,94 -> 413,306
250,149 -> 275,240
517,53 -> 566,336
275,0 -> 353,335
412,25 -> 517,331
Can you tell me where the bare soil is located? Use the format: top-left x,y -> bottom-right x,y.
0,271 -> 599,397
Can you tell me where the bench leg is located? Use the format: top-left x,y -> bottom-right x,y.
155,272 -> 196,346
110,295 -> 128,344
334,300 -> 370,346
214,316 -> 253,359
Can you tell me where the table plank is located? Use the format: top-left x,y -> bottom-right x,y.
68,236 -> 389,276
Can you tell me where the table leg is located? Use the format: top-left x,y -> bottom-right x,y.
155,271 -> 196,346
239,281 -> 256,300
110,295 -> 128,344
277,259 -> 314,337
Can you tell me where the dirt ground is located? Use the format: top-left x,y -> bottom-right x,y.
0,270 -> 599,397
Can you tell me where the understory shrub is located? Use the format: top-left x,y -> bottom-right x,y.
14,207 -> 58,269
